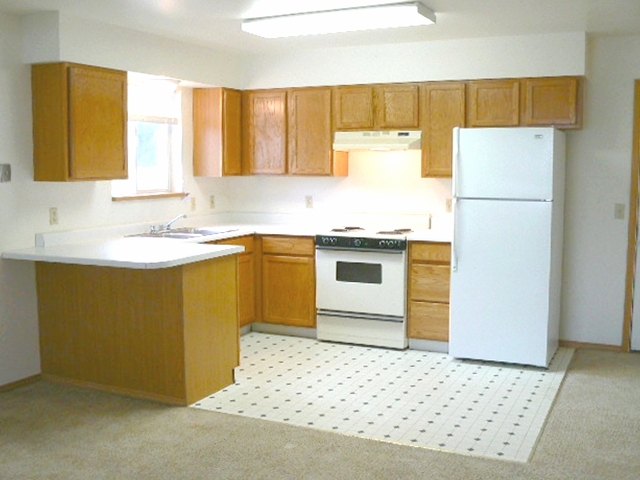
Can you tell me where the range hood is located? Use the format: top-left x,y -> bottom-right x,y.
333,130 -> 422,151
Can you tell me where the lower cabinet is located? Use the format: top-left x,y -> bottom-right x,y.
408,242 -> 451,342
260,235 -> 316,328
210,235 -> 255,327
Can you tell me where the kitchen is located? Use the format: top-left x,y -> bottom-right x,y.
0,0 -> 639,441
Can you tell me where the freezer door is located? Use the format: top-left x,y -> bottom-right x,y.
454,127 -> 556,200
449,198 -> 554,367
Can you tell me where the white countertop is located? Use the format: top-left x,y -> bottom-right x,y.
2,219 -> 451,270
2,237 -> 244,270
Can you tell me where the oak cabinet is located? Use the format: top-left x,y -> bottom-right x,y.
333,83 -> 420,130
260,236 -> 315,328
193,88 -> 242,176
408,242 -> 451,342
32,62 -> 127,181
242,89 -> 287,174
288,87 -> 347,176
333,85 -> 375,130
420,82 -> 466,178
467,79 -> 520,127
521,76 -> 582,128
211,235 -> 256,327
374,83 -> 420,129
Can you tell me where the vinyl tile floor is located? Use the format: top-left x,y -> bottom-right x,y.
192,332 -> 574,462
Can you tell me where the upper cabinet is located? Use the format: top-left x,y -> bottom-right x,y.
374,83 -> 420,129
333,85 -> 374,130
243,88 -> 347,177
333,83 -> 419,130
288,87 -> 347,176
242,89 -> 288,175
420,82 -> 466,178
32,62 -> 127,181
193,87 -> 242,177
521,76 -> 582,129
467,79 -> 520,127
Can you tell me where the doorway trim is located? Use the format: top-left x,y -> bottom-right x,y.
622,80 -> 640,352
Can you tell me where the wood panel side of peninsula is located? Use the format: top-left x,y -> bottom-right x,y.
35,255 -> 239,405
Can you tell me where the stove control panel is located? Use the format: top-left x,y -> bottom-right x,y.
315,235 -> 407,251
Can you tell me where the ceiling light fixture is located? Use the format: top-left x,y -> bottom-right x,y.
241,2 -> 436,39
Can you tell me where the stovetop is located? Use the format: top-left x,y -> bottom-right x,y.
315,226 -> 412,251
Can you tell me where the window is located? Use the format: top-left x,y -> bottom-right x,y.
112,72 -> 183,198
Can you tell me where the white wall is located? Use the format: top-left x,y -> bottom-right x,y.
561,35 -> 640,346
242,32 -> 586,89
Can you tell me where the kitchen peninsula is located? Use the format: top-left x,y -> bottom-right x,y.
3,237 -> 243,405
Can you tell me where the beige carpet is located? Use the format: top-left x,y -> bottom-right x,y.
1,348 -> 640,479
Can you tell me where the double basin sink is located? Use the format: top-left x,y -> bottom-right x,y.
130,227 -> 238,240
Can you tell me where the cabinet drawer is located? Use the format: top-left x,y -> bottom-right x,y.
213,235 -> 254,254
261,235 -> 315,256
408,301 -> 449,341
410,242 -> 451,263
410,264 -> 450,302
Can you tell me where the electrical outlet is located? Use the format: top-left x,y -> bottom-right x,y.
49,207 -> 58,225
445,198 -> 453,213
209,195 -> 215,209
0,164 -> 11,182
614,203 -> 625,220
305,195 -> 313,209
190,196 -> 196,211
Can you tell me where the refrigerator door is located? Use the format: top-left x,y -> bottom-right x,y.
453,127 -> 555,201
449,198 -> 554,367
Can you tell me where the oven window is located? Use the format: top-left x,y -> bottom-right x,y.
336,261 -> 382,284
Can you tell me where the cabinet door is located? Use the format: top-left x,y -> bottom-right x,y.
262,255 -> 315,327
243,90 -> 287,174
193,88 -> 242,177
333,85 -> 374,130
408,301 -> 449,341
68,65 -> 128,180
467,79 -> 520,127
374,83 -> 420,129
521,76 -> 581,129
420,82 -> 465,178
33,63 -> 127,181
288,87 -> 333,175
213,235 -> 255,326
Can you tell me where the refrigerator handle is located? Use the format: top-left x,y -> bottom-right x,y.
451,197 -> 458,272
452,127 -> 460,197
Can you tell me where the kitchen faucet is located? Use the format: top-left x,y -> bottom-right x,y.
151,213 -> 187,233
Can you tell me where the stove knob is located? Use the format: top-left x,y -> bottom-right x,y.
353,238 -> 362,247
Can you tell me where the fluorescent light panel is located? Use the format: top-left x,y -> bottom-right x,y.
242,2 -> 436,39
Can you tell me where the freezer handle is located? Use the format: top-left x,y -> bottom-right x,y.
452,127 -> 460,198
451,197 -> 458,272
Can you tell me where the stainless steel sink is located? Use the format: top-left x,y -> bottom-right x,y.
128,227 -> 239,239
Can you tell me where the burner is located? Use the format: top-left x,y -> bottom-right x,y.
376,228 -> 413,235
331,226 -> 364,232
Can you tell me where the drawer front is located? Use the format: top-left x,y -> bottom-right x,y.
410,242 -> 451,263
261,235 -> 315,256
410,264 -> 450,303
213,235 -> 254,254
408,301 -> 450,341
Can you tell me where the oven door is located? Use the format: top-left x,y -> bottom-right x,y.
315,248 -> 407,317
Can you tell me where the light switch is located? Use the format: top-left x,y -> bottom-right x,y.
614,203 -> 625,220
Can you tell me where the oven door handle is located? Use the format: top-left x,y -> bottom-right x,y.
317,309 -> 404,323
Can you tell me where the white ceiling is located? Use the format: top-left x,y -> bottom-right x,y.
0,0 -> 639,55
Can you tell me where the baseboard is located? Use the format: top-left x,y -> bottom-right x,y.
250,322 -> 317,339
559,340 -> 624,352
0,374 -> 41,392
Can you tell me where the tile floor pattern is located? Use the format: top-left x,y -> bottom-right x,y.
192,333 -> 574,462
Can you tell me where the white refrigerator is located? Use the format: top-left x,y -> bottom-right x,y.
449,127 -> 566,367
